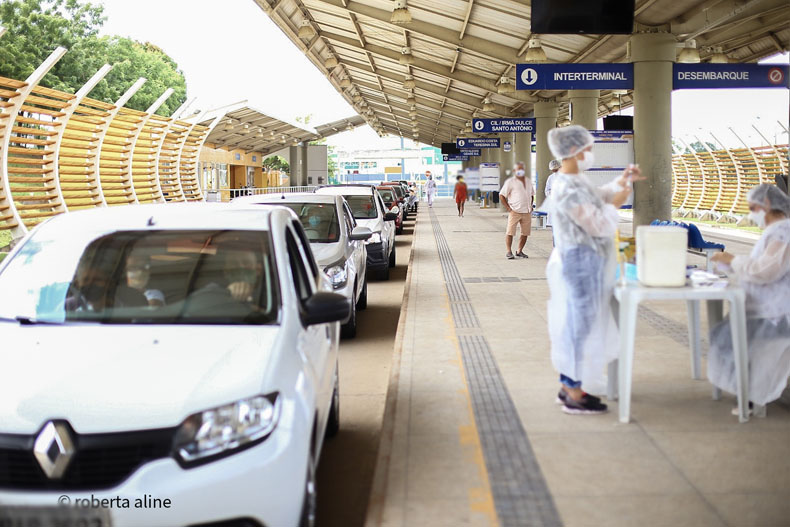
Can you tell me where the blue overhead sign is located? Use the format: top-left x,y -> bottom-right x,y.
443,154 -> 469,162
458,148 -> 481,156
472,118 -> 535,133
673,64 -> 790,89
456,137 -> 500,148
516,63 -> 633,90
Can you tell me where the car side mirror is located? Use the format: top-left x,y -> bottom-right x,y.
304,292 -> 351,325
350,226 -> 372,241
384,212 -> 398,222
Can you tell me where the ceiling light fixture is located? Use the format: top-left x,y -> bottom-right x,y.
390,0 -> 412,25
709,46 -> 729,63
399,46 -> 414,65
483,96 -> 495,112
403,75 -> 416,90
340,77 -> 352,88
496,76 -> 514,94
325,56 -> 338,69
406,95 -> 416,105
524,37 -> 547,62
298,19 -> 316,40
677,39 -> 700,64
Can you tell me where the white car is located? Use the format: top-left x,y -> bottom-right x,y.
0,203 -> 349,527
232,193 -> 372,338
314,185 -> 397,280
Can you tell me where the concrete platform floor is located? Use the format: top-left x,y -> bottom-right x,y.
364,198 -> 790,527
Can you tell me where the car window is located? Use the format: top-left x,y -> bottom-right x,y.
344,195 -> 378,219
0,229 -> 280,325
279,202 -> 339,244
292,221 -> 319,279
376,194 -> 388,215
378,188 -> 396,204
285,229 -> 313,306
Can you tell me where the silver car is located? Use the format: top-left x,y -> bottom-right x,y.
234,193 -> 372,338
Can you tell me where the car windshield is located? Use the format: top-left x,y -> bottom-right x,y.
377,188 -> 396,204
344,195 -> 378,219
280,202 -> 340,243
0,229 -> 280,325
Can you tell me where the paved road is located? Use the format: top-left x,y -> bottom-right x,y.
316,212 -> 415,527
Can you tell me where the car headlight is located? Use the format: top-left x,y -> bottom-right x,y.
365,232 -> 382,244
324,261 -> 348,289
173,393 -> 280,467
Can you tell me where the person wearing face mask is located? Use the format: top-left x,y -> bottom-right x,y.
499,161 -> 535,259
708,184 -> 790,414
545,159 -> 562,229
545,125 -> 644,414
425,172 -> 437,208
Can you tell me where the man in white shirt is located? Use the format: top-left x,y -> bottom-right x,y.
499,161 -> 535,259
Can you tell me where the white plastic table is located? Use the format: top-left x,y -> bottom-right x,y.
607,282 -> 750,423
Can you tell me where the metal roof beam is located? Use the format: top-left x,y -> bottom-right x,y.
311,0 -> 522,65
320,29 -> 536,103
355,80 -> 470,121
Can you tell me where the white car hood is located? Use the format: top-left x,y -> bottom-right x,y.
0,325 -> 280,434
310,242 -> 344,267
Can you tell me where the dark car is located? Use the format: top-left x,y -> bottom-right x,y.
376,186 -> 404,234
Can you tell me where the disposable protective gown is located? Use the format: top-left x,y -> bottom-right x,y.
546,172 -> 621,393
708,218 -> 790,405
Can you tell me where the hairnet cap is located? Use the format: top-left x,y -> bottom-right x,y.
747,183 -> 790,215
547,125 -> 594,159
549,159 -> 561,171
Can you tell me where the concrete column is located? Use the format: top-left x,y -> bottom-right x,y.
569,90 -> 600,130
631,32 -> 676,226
534,101 -> 558,206
300,143 -> 309,186
499,132 -> 516,187
513,131 -> 532,188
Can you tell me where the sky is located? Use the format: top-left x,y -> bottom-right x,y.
97,0 -> 789,151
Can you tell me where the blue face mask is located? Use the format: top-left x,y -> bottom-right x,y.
308,216 -> 321,227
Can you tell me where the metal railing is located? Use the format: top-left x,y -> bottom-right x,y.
205,186 -> 317,202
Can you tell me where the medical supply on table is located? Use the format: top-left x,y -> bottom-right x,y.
689,270 -> 728,289
636,225 -> 688,287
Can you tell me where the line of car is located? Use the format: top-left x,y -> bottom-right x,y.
0,182 -> 415,527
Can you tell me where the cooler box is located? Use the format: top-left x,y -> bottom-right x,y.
636,226 -> 687,287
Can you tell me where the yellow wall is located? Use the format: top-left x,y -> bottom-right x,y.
200,144 -> 264,167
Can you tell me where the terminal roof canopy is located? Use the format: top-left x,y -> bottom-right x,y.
256,0 -> 790,145
196,101 -> 365,156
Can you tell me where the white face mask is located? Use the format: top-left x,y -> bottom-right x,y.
576,150 -> 594,172
749,209 -> 767,228
515,169 -> 525,177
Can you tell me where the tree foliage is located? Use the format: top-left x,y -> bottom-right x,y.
263,155 -> 290,174
0,0 -> 186,116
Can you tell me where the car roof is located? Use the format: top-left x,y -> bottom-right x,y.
315,185 -> 376,196
232,192 -> 338,206
36,203 -> 281,233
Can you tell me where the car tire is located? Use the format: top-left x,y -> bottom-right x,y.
376,264 -> 390,281
325,369 -> 340,438
299,449 -> 317,527
357,278 -> 368,310
388,243 -> 396,268
341,294 -> 357,339
396,223 -> 403,235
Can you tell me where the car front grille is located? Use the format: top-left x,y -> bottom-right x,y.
0,427 -> 176,491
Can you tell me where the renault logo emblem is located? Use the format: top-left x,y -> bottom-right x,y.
33,421 -> 75,479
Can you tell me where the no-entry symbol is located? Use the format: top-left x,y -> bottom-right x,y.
768,67 -> 785,85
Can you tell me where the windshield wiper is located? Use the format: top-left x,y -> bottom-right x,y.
14,316 -> 64,325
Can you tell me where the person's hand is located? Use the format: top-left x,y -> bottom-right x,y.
611,185 -> 632,209
617,165 -> 646,188
711,251 -> 735,265
228,281 -> 254,302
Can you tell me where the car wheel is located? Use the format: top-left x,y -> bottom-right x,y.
325,369 -> 340,438
376,264 -> 390,281
341,294 -> 357,339
299,450 -> 317,527
388,243 -> 396,268
357,278 -> 368,310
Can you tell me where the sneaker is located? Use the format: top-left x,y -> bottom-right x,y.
555,389 -> 601,405
515,251 -> 529,258
562,394 -> 608,415
506,252 -> 515,260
